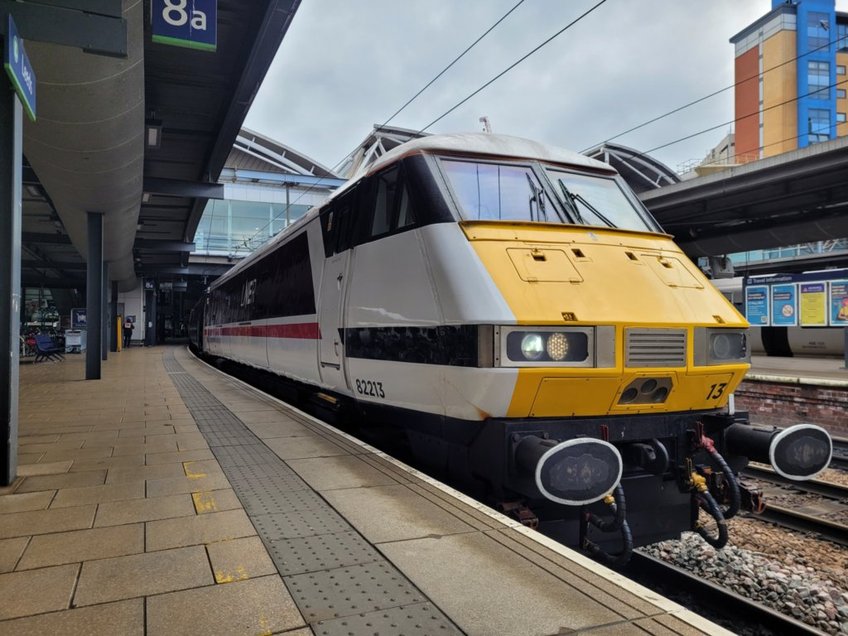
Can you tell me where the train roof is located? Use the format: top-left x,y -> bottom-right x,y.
364,132 -> 615,182
212,134 -> 619,289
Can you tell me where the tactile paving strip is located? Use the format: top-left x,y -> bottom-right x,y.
287,562 -> 427,622
313,603 -> 463,636
164,351 -> 461,632
252,508 -> 351,540
266,531 -> 383,576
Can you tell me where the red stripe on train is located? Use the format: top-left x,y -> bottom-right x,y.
204,322 -> 321,339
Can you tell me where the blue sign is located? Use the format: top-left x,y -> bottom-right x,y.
745,285 -> 770,325
771,283 -> 797,326
4,15 -> 36,121
829,280 -> 848,325
152,0 -> 217,52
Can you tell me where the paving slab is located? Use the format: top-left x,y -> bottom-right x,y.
145,509 -> 257,551
378,532 -> 624,635
191,489 -> 243,514
0,599 -> 144,636
264,434 -> 349,460
146,472 -> 232,497
104,462 -> 187,484
15,470 -> 106,493
0,491 -> 54,514
94,494 -> 195,526
287,455 -> 401,491
322,484 -> 475,544
17,524 -> 144,570
74,545 -> 213,606
145,449 -> 215,465
0,564 -> 79,619
146,576 -> 305,636
50,481 -> 145,509
16,461 -> 72,476
0,538 -> 27,573
206,536 -> 278,583
0,505 -> 96,539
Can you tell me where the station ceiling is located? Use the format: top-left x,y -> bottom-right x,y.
19,0 -> 302,291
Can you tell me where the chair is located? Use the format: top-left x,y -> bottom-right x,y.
34,334 -> 64,363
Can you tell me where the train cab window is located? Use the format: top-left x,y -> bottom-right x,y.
440,159 -> 555,222
371,168 -> 399,236
397,185 -> 415,229
321,185 -> 360,256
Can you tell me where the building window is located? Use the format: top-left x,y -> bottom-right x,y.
808,108 -> 831,142
838,112 -> 847,123
808,61 -> 830,99
808,12 -> 830,50
838,89 -> 847,99
838,23 -> 848,51
838,65 -> 846,75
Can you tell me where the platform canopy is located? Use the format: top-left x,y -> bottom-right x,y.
20,0 -> 302,291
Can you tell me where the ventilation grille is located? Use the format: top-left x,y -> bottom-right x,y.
625,329 -> 687,367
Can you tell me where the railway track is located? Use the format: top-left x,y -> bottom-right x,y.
740,464 -> 848,547
831,437 -> 848,471
625,551 -> 821,635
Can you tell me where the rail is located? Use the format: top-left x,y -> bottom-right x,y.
831,436 -> 848,471
741,465 -> 848,500
626,551 -> 820,635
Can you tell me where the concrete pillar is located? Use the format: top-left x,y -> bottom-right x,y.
86,212 -> 103,379
101,262 -> 108,361
0,82 -> 22,486
110,280 -> 118,352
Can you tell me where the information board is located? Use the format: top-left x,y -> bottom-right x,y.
830,280 -> 848,326
771,284 -> 797,326
745,285 -> 770,325
3,15 -> 36,121
799,283 -> 827,326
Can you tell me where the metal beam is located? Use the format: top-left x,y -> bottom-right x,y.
22,232 -> 71,244
184,0 -> 302,241
27,1 -> 123,19
0,1 -> 127,56
86,212 -> 103,380
138,264 -> 232,276
22,259 -> 85,270
143,177 -> 224,199
134,239 -> 195,252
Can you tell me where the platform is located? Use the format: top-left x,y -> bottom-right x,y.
748,354 -> 848,387
0,347 -> 727,635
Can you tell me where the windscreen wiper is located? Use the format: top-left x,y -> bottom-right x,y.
558,181 -> 614,228
525,173 -> 547,222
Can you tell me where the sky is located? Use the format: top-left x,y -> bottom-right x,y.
245,0 -> 846,175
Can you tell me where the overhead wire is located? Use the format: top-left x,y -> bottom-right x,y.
237,0 -> 534,251
417,0 -> 609,133
582,31 -> 848,153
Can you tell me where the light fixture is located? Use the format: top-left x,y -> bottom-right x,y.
141,192 -> 150,203
145,119 -> 162,149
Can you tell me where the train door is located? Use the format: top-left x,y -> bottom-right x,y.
317,192 -> 357,390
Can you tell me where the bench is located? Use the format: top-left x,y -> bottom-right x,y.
34,334 -> 64,363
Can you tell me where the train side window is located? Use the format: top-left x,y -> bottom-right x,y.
397,182 -> 416,229
371,167 -> 399,237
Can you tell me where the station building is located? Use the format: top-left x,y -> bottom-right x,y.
731,0 -> 848,161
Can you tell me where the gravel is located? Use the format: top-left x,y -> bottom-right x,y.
643,517 -> 848,634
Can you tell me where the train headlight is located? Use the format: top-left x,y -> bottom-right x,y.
497,326 -> 613,367
520,334 -> 545,360
694,328 -> 750,366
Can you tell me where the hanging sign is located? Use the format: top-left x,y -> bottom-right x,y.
3,15 -> 36,121
152,0 -> 217,52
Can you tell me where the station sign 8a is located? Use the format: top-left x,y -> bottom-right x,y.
152,0 -> 217,52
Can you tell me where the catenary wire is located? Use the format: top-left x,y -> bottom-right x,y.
417,0 -> 609,133
581,32 -> 848,153
238,0 -> 602,252
236,0 -> 531,251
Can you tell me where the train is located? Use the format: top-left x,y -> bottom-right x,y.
711,277 -> 845,357
189,133 -> 832,563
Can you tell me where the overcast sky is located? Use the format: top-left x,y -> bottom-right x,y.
245,0 -> 847,175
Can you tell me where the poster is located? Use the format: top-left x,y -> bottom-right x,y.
829,280 -> 848,325
771,284 -> 797,326
799,283 -> 827,326
744,285 -> 770,325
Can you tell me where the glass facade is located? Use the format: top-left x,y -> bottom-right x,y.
194,199 -> 312,256
807,11 -> 830,50
808,107 -> 832,141
838,22 -> 848,50
808,60 -> 830,99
